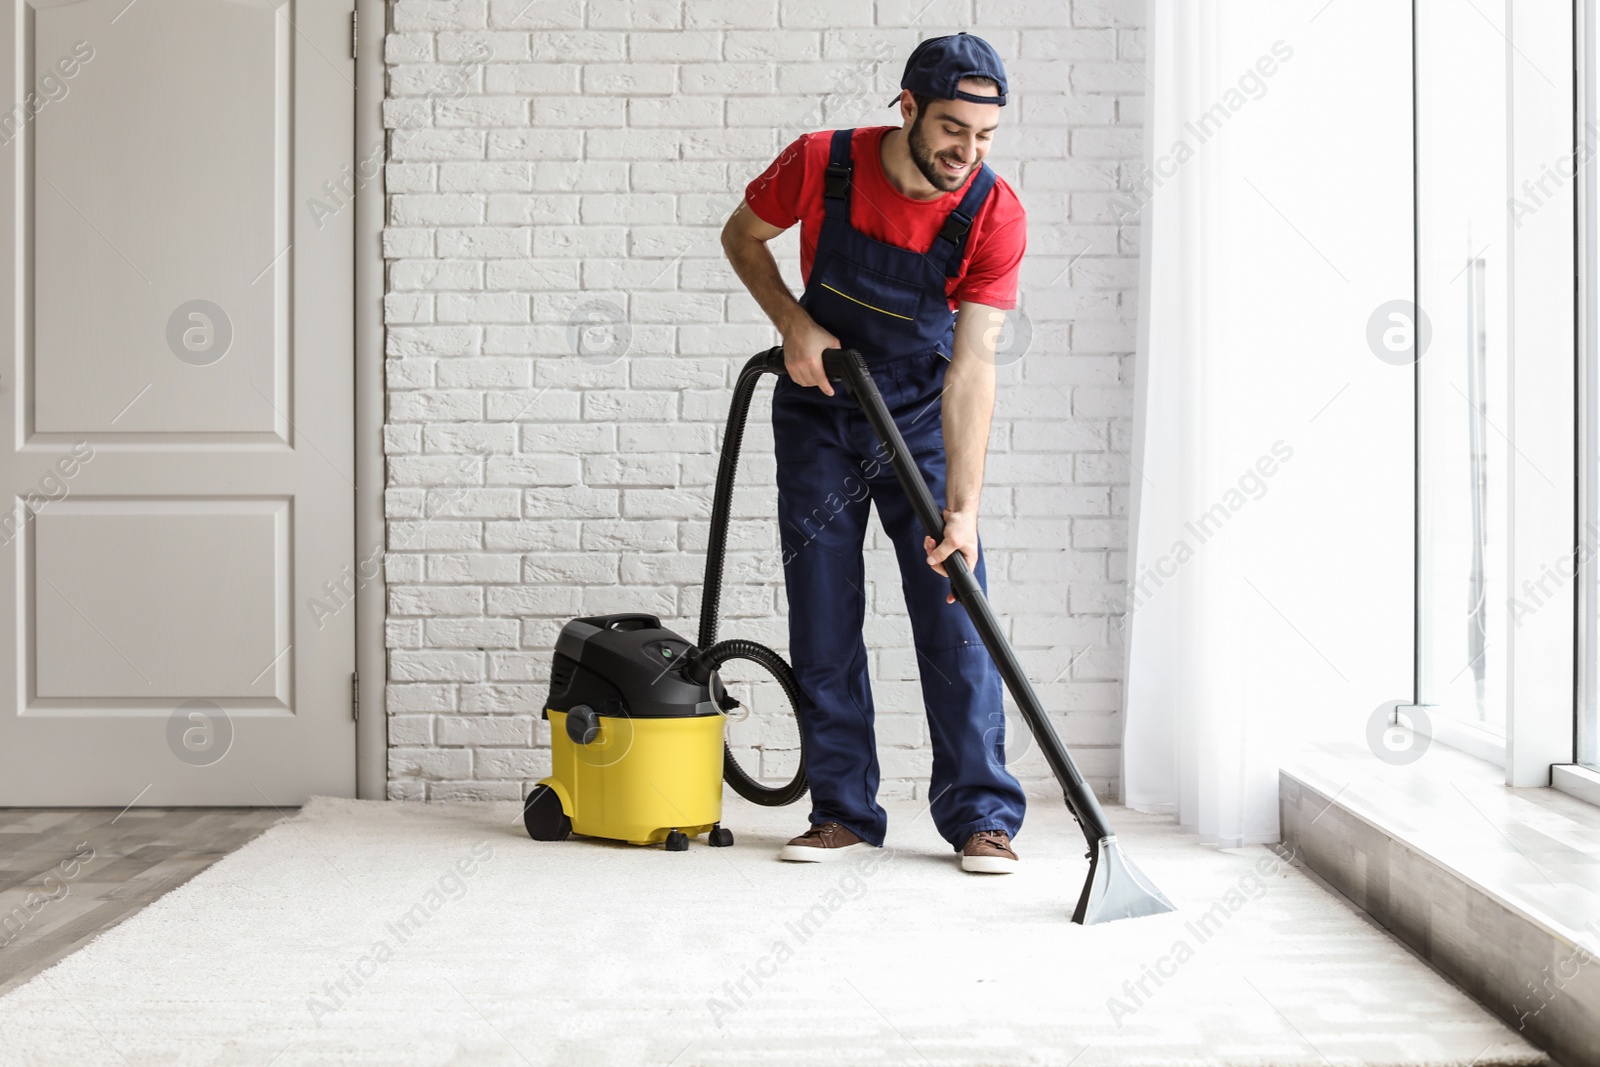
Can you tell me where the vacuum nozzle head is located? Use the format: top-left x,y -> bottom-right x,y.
1072,836 -> 1177,925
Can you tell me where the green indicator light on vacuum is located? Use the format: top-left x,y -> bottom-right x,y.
661,648 -> 673,658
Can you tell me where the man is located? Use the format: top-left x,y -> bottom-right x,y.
720,33 -> 1028,873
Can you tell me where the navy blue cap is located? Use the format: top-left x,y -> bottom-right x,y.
889,32 -> 1008,108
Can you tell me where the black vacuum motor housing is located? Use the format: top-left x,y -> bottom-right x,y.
544,614 -> 723,733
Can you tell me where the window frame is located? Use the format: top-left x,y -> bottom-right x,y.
1411,0 -> 1579,791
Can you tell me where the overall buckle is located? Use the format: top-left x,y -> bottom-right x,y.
937,209 -> 973,245
823,164 -> 851,200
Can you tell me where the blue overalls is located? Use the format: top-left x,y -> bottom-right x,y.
772,127 -> 1027,852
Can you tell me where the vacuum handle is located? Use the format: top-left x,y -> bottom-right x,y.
583,613 -> 661,632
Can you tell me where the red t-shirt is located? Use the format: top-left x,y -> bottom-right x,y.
743,126 -> 1027,311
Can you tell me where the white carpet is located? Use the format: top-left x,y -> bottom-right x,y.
0,793 -> 1548,1066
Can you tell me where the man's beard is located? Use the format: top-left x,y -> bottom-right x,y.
907,114 -> 971,193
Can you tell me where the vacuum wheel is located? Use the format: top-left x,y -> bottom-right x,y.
522,785 -> 571,841
708,825 -> 734,848
664,829 -> 690,852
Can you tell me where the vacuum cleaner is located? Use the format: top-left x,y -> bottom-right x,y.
524,346 -> 1175,925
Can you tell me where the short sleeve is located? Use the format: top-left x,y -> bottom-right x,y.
953,207 -> 1027,310
744,134 -> 812,231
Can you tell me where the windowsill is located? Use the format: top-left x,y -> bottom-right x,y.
1282,736 -> 1600,957
1280,738 -> 1600,1066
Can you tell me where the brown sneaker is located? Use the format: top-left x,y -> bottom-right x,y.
961,829 -> 1019,874
778,820 -> 873,862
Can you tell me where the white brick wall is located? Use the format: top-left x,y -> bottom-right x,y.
381,0 -> 1144,804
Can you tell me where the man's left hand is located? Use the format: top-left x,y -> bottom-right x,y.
924,508 -> 979,604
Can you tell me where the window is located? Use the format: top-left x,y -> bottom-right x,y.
1414,0 -> 1512,756
1413,1 -> 1578,785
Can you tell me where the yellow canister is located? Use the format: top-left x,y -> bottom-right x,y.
539,707 -> 725,845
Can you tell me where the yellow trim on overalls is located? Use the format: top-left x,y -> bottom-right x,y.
819,282 -> 916,321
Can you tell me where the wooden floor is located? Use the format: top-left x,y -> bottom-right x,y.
0,807 -> 290,997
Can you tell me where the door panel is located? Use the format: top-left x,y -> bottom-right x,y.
32,0 -> 289,437
0,0 -> 355,804
32,499 -> 289,700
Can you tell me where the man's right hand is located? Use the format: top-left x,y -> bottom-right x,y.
781,312 -> 841,397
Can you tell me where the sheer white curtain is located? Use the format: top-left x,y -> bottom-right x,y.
1121,0 -> 1413,845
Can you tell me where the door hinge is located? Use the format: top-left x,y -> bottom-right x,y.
350,10 -> 358,60
351,671 -> 359,721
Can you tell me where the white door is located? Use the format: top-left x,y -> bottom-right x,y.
0,0 -> 356,805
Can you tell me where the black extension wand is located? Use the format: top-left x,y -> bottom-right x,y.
765,346 -> 1175,925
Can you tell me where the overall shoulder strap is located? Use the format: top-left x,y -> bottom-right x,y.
934,163 -> 998,277
821,128 -> 855,222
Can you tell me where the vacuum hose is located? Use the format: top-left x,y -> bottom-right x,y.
688,348 -> 809,807
687,347 -> 1176,924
